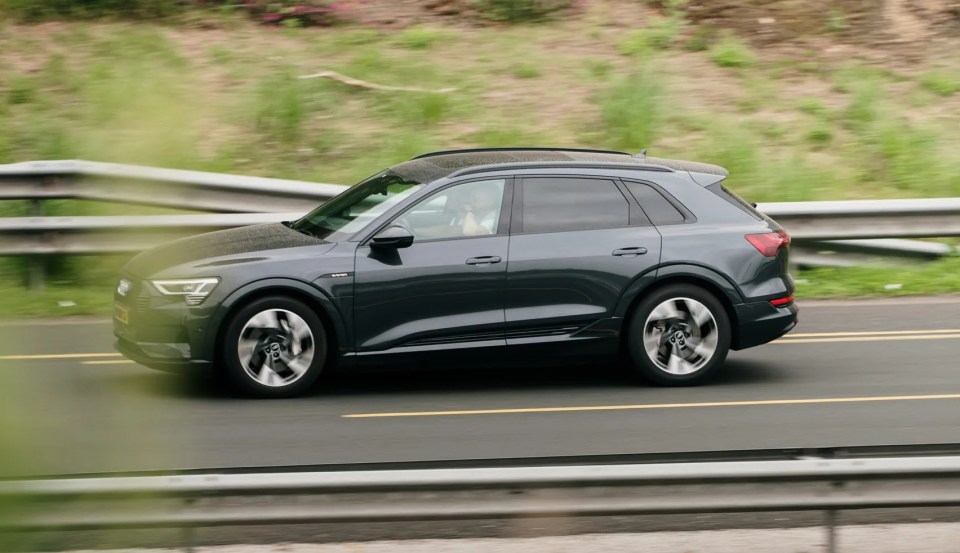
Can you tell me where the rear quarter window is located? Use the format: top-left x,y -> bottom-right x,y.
707,183 -> 763,220
623,181 -> 686,225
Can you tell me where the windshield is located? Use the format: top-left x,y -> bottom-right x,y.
291,171 -> 423,242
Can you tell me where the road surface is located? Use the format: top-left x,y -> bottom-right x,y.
1,297 -> 959,478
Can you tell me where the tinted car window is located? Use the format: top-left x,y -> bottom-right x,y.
398,179 -> 506,240
624,181 -> 686,225
521,177 -> 629,233
707,182 -> 763,220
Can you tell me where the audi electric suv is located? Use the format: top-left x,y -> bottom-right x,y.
114,148 -> 798,397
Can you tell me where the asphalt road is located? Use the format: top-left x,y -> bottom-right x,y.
1,297 -> 959,478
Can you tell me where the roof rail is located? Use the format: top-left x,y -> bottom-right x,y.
412,147 -> 631,160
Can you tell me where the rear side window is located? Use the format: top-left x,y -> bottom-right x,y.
521,177 -> 630,233
624,182 -> 685,225
708,183 -> 762,220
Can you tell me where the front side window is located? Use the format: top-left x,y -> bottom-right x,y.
291,171 -> 423,242
521,177 -> 630,233
395,179 -> 506,240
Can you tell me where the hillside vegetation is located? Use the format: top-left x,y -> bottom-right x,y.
0,0 -> 959,311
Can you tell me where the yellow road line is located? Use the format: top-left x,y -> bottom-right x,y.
787,329 -> 960,338
0,352 -> 122,361
81,360 -> 136,365
775,334 -> 960,344
343,393 -> 960,419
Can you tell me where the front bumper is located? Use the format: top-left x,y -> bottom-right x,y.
115,337 -> 212,373
112,277 -> 216,372
732,300 -> 798,350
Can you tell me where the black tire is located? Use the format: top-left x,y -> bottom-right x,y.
626,284 -> 731,386
221,296 -> 327,398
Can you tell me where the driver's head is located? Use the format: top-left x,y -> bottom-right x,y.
469,184 -> 499,212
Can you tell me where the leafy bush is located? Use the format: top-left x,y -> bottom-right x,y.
919,71 -> 960,97
0,0 -> 358,25
1,0 -> 187,20
618,17 -> 683,55
472,0 -> 572,22
709,32 -> 756,68
239,0 -> 357,27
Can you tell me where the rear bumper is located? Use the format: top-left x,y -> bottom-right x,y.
732,300 -> 798,350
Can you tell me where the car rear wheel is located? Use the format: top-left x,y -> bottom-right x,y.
222,296 -> 327,398
627,284 -> 731,386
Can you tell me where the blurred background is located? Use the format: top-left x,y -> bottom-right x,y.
0,0 -> 959,316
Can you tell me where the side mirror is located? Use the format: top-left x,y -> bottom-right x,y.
371,226 -> 414,249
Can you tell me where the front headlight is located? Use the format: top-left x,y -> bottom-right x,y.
150,278 -> 219,305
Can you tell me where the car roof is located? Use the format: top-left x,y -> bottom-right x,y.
388,148 -> 729,184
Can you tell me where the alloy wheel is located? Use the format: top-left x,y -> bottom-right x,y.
642,297 -> 718,375
237,308 -> 315,387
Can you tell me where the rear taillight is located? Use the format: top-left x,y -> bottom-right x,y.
770,294 -> 794,307
745,230 -> 791,257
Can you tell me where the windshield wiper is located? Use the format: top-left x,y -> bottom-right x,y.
283,221 -> 323,239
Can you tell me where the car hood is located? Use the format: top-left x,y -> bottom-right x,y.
123,223 -> 328,278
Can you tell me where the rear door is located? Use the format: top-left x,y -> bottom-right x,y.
503,176 -> 662,346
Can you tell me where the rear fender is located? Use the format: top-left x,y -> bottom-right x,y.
615,263 -> 745,319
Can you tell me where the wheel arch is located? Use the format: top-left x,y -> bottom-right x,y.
617,264 -> 743,351
207,278 -> 348,369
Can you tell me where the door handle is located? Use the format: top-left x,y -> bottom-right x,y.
466,256 -> 502,265
612,247 -> 648,257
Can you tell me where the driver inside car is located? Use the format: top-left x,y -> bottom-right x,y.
460,184 -> 500,236
405,182 -> 501,239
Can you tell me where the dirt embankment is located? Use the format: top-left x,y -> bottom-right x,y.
682,0 -> 960,45
358,0 -> 960,55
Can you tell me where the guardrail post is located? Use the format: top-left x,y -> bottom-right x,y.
27,197 -> 44,290
824,509 -> 837,553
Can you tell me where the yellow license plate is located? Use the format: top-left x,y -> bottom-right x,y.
114,304 -> 129,324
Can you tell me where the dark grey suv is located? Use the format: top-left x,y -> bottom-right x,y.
114,148 -> 797,398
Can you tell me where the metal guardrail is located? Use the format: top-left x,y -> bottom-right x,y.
757,198 -> 960,240
0,213 -> 303,255
0,160 -> 344,213
3,456 -> 960,553
1,160 -> 959,282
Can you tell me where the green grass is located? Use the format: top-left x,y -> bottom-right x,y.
600,65 -> 663,150
0,283 -> 115,318
796,257 -> 960,299
919,70 -> 960,97
395,25 -> 446,49
512,63 -> 542,79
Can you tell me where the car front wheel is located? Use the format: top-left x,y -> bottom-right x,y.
222,296 -> 327,398
627,284 -> 731,386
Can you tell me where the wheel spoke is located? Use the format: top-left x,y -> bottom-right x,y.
687,339 -> 714,363
246,310 -> 282,331
684,299 -> 713,330
666,348 -> 685,375
649,300 -> 682,323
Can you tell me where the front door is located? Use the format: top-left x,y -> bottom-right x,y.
353,178 -> 513,359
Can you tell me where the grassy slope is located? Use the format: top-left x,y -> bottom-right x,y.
0,5 -> 959,315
